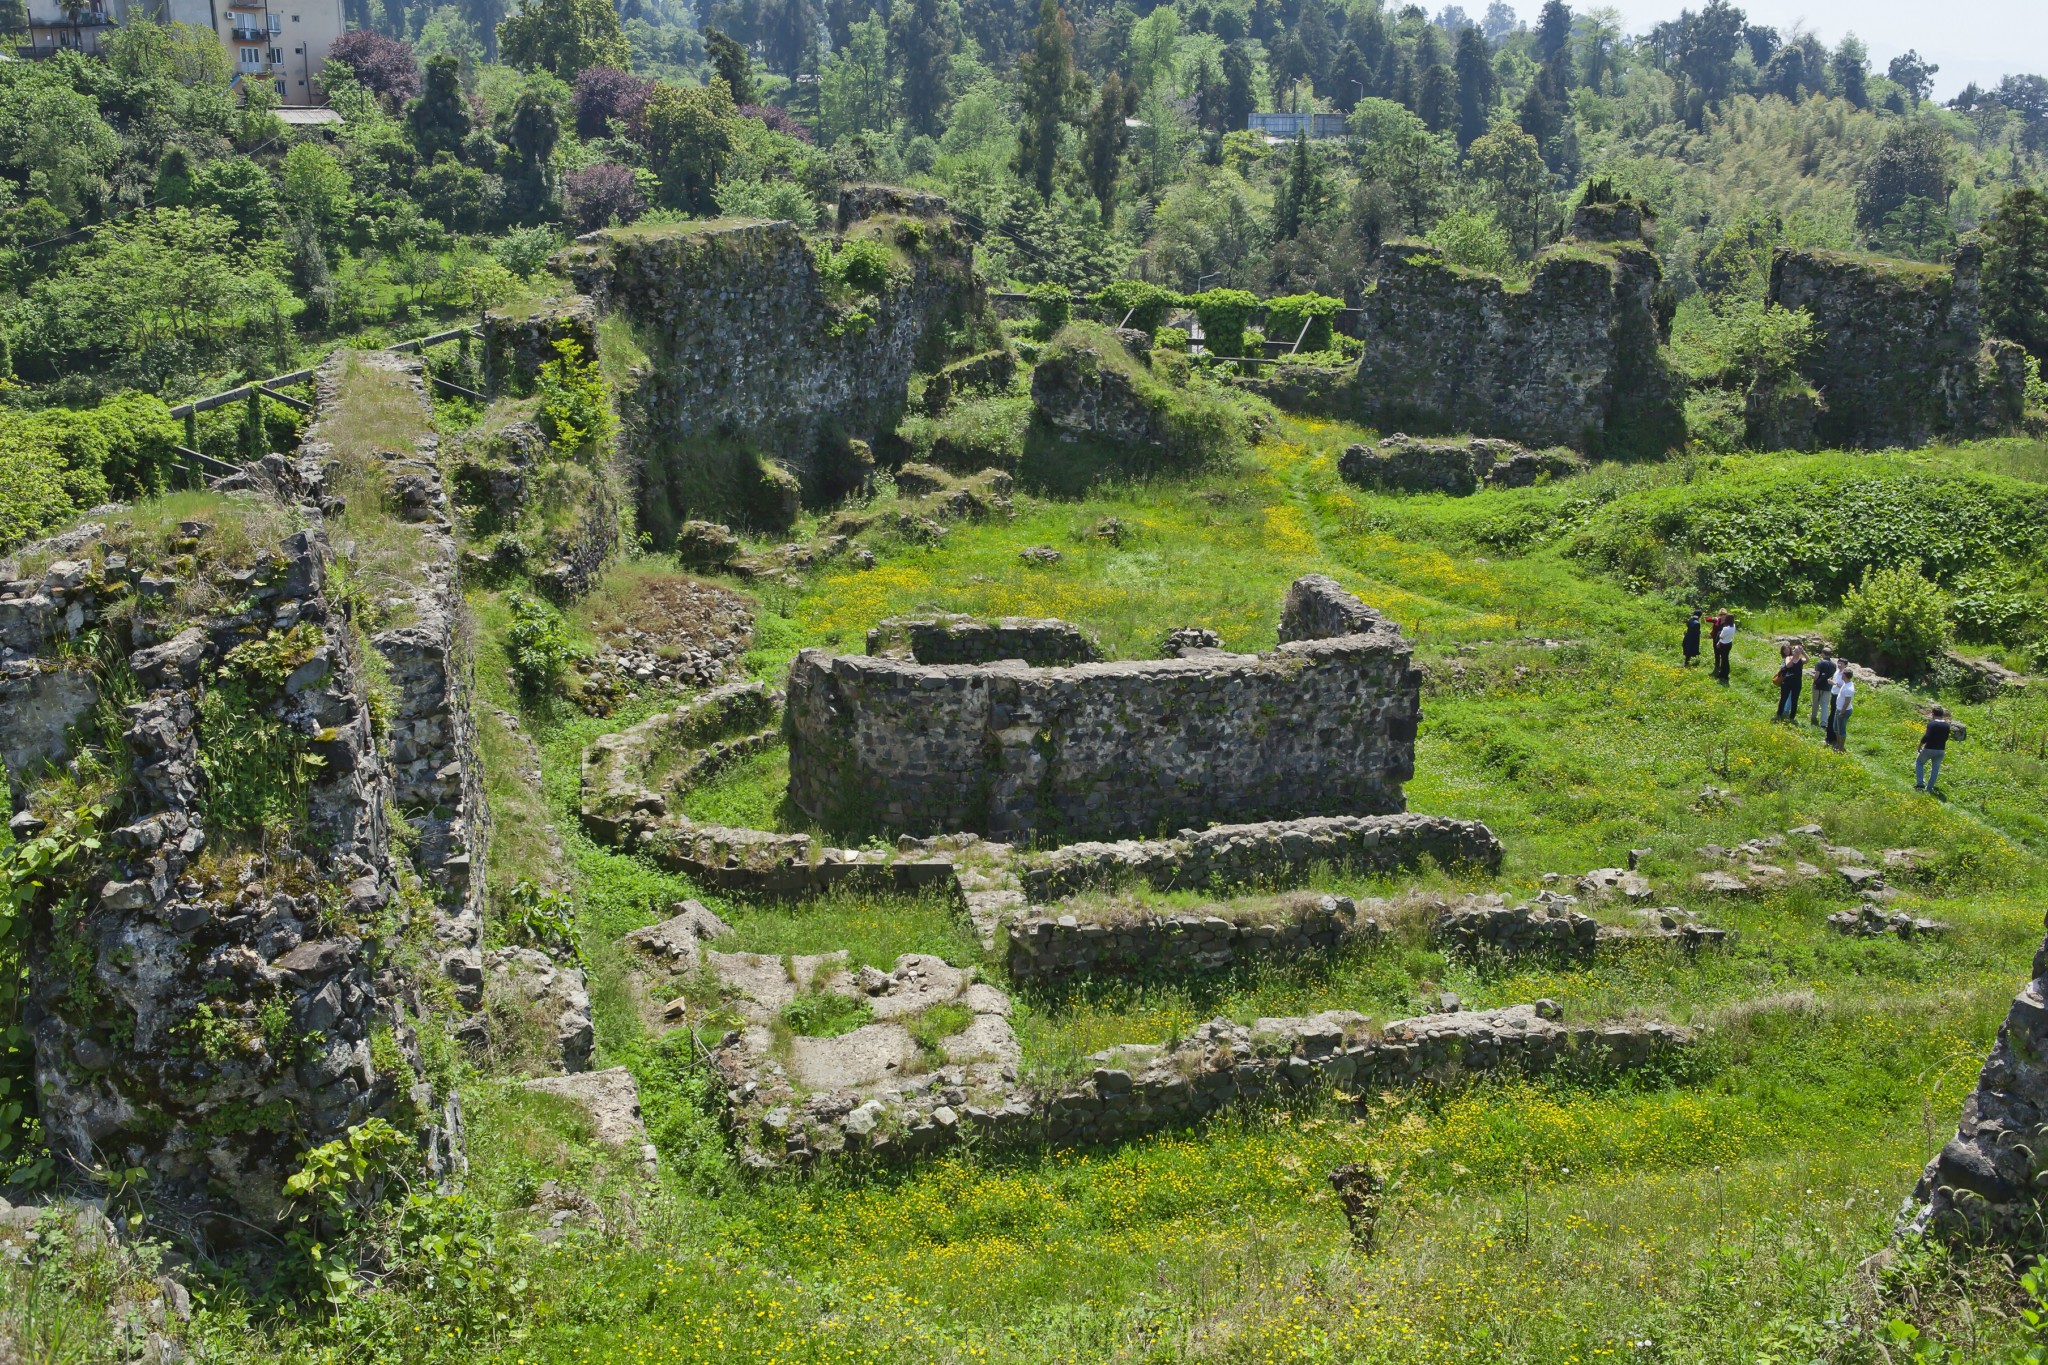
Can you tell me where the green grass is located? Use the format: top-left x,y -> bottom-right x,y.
65,412 -> 2048,1363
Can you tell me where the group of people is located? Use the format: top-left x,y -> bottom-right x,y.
1682,608 -> 1962,792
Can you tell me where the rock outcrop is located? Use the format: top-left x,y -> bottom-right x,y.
1029,323 -> 1245,470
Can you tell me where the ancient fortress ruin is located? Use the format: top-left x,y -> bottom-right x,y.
785,575 -> 1421,843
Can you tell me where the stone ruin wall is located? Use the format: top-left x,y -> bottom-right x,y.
555,186 -> 993,539
1768,244 -> 2029,450
1913,915 -> 2048,1242
0,440 -> 462,1244
1342,237 -> 1686,458
783,576 -> 1422,844
1006,893 -> 1377,988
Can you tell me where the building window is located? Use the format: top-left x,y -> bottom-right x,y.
240,45 -> 260,61
275,79 -> 287,97
268,12 -> 280,30
268,46 -> 281,60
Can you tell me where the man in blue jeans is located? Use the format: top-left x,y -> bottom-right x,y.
1916,706 -> 1963,793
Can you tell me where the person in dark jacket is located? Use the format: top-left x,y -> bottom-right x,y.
1916,706 -> 1963,792
1810,650 -> 1837,727
1775,644 -> 1805,720
1682,610 -> 1702,666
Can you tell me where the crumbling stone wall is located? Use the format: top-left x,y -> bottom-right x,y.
1912,918 -> 2048,1241
1006,893 -> 1379,987
481,296 -> 600,398
784,577 -> 1422,843
1346,239 -> 1685,457
557,188 -> 992,540
865,615 -> 1101,666
4,459 -> 459,1246
1768,244 -> 2028,449
1338,436 -> 1586,496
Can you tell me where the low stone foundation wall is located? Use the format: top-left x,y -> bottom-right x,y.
578,681 -> 782,844
1006,893 -> 1381,987
1021,813 -> 1505,899
718,1001 -> 1694,1168
1338,436 -> 1586,496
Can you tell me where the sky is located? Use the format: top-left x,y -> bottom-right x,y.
1589,0 -> 2044,101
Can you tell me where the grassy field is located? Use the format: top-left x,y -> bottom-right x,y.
33,415 -> 2048,1363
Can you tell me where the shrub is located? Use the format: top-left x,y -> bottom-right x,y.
197,625 -> 328,838
563,162 -> 646,232
715,177 -> 819,228
1262,293 -> 1343,352
1092,280 -> 1181,334
1027,280 -> 1071,341
491,225 -> 562,279
1685,389 -> 1747,454
1948,569 -> 2045,644
535,337 -> 614,460
780,990 -> 873,1038
1189,287 -> 1259,357
1838,559 -> 1951,677
505,590 -> 582,694
1428,208 -> 1518,276
502,878 -> 580,963
821,237 -> 902,298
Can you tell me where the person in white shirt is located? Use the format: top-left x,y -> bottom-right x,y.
1828,670 -> 1856,749
1713,617 -> 1736,682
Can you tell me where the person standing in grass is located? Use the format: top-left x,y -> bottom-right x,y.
1811,649 -> 1838,727
1682,609 -> 1702,667
1916,706 -> 1963,792
1775,643 -> 1805,721
1828,668 -> 1857,750
1713,613 -> 1736,683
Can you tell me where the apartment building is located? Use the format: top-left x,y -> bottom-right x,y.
19,0 -> 344,107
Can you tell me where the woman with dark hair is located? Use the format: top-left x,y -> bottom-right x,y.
1682,609 -> 1702,667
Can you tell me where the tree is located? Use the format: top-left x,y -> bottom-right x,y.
1014,0 -> 1075,203
104,15 -> 230,87
1220,40 -> 1257,133
817,15 -> 891,144
1831,34 -> 1869,109
1871,196 -> 1954,261
572,65 -> 654,138
1888,50 -> 1938,106
0,69 -> 119,219
504,87 -> 562,221
328,29 -> 421,104
153,147 -> 194,209
1081,72 -> 1135,226
498,0 -> 629,81
1466,116 -> 1548,255
641,79 -> 736,213
887,0 -> 955,138
564,162 -> 645,230
190,157 -> 278,238
1451,24 -> 1495,148
1984,188 -> 2048,364
1349,97 -> 1454,232
1855,121 -> 1953,231
408,54 -> 472,162
280,142 -> 354,238
1533,0 -> 1571,67
1274,130 -> 1330,240
0,0 -> 25,36
705,28 -> 756,105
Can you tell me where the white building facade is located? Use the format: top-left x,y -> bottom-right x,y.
20,0 -> 344,108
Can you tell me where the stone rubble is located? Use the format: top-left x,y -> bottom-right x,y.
1006,893 -> 1379,988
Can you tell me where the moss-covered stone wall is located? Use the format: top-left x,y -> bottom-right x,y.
557,188 -> 992,540
1767,244 -> 2029,449
1346,239 -> 1685,457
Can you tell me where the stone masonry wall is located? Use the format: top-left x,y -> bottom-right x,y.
5,460 -> 458,1246
300,353 -> 490,999
784,577 -> 1421,843
865,614 -> 1102,666
1911,915 -> 2048,1242
1768,244 -> 2028,449
1006,893 -> 1379,988
1346,239 -> 1685,457
558,188 -> 991,539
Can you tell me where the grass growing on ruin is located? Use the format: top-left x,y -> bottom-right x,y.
337,419 -> 2048,1365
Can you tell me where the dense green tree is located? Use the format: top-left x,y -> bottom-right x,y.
1451,24 -> 1495,149
498,0 -> 629,80
153,147 -> 195,208
1466,116 -> 1548,255
280,143 -> 354,239
1274,130 -> 1329,241
1349,97 -> 1453,232
0,70 -> 119,219
817,14 -> 891,143
705,28 -> 757,105
887,0 -> 955,138
1013,0 -> 1075,203
1855,120 -> 1953,231
1219,40 -> 1256,134
409,54 -> 473,161
1081,71 -> 1135,226
190,157 -> 278,238
1831,34 -> 1869,109
1984,188 -> 2048,364
1888,50 -> 1937,106
642,78 -> 736,212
